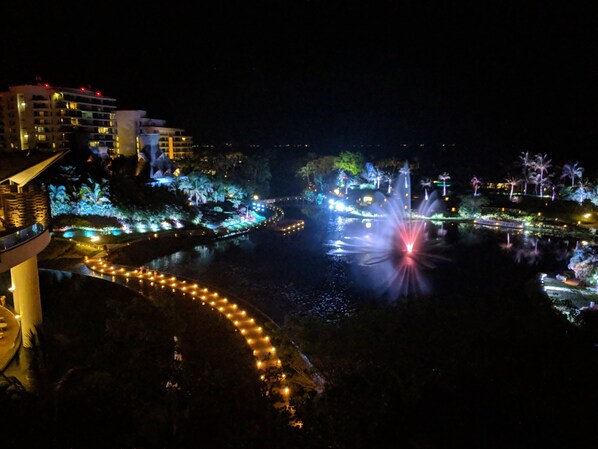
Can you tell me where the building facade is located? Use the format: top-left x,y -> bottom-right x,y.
0,84 -> 195,178
0,84 -> 117,158
115,110 -> 194,161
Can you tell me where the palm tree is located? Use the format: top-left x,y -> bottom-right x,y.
572,178 -> 592,205
518,151 -> 533,195
362,162 -> 379,188
188,176 -> 213,205
48,184 -> 68,203
532,153 -> 552,196
504,177 -> 520,200
296,162 -> 315,188
385,172 -> 394,194
470,175 -> 482,196
225,184 -> 246,208
560,161 -> 584,188
79,178 -> 110,205
420,177 -> 432,200
527,171 -> 540,195
438,172 -> 450,196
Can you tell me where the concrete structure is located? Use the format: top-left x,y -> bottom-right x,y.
0,84 -> 116,159
116,110 -> 194,161
136,133 -> 177,178
0,150 -> 68,350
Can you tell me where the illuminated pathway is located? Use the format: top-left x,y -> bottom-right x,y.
84,257 -> 312,424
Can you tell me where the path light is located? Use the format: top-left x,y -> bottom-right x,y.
84,261 -> 289,415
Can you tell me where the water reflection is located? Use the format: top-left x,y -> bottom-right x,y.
144,204 -> 584,322
462,223 -> 578,268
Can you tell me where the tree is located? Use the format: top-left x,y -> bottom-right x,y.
335,151 -> 364,194
187,175 -> 213,205
470,175 -> 482,196
335,151 -> 364,177
296,162 -> 315,189
568,245 -> 598,285
560,162 -> 584,188
362,162 -> 381,189
79,178 -> 110,206
438,172 -> 450,196
532,153 -> 552,196
518,151 -> 533,195
571,178 -> 592,205
420,177 -> 432,201
458,194 -> 491,217
504,177 -> 520,200
48,184 -> 68,203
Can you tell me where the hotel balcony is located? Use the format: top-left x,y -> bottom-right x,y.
0,150 -> 67,354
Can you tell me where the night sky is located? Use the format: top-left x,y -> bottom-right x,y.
1,1 -> 597,161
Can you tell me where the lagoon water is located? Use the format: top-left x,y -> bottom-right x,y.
146,205 -> 582,325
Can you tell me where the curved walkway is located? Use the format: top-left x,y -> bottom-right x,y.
83,256 -> 324,425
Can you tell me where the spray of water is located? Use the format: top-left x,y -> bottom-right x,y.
330,189 -> 448,300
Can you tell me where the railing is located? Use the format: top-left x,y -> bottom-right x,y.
257,196 -> 305,205
0,223 -> 46,252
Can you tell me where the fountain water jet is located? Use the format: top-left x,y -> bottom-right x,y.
330,166 -> 449,300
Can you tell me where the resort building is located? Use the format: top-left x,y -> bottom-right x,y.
0,150 -> 68,359
115,110 -> 194,161
0,83 -> 194,178
0,84 -> 117,160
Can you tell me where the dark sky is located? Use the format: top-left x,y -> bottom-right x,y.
1,1 -> 597,161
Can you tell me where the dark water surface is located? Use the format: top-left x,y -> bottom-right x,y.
146,206 -> 584,325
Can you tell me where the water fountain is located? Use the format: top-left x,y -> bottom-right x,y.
330,163 -> 448,300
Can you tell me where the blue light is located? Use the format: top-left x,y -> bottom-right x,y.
63,231 -> 74,238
